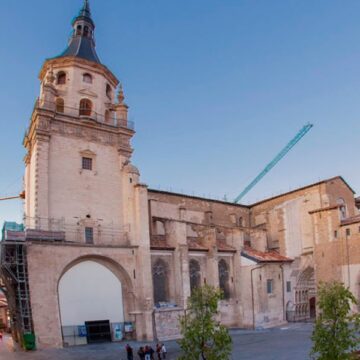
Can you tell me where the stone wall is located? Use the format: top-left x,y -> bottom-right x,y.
154,308 -> 184,341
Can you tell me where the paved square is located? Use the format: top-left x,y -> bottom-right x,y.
0,323 -> 313,360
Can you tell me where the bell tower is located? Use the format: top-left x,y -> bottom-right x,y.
23,0 -> 144,246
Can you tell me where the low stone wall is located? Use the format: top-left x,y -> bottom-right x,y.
154,308 -> 184,341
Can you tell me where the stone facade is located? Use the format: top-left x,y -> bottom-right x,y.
2,0 -> 360,350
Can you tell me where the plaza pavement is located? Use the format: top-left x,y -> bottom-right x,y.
0,323 -> 313,360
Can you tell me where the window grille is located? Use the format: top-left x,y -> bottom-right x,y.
82,157 -> 93,170
85,227 -> 94,244
189,260 -> 201,294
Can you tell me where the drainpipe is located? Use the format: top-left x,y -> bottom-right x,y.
251,264 -> 265,330
345,230 -> 351,288
280,264 -> 285,322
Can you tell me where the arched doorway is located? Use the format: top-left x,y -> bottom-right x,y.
294,267 -> 316,321
58,260 -> 125,346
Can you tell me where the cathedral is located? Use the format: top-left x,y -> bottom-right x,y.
1,0 -> 360,350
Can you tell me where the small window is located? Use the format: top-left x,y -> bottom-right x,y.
106,84 -> 112,99
205,211 -> 213,225
83,73 -> 92,84
346,228 -> 351,236
267,279 -> 273,294
56,98 -> 65,113
82,157 -> 93,170
57,72 -> 66,85
79,99 -> 92,116
85,227 -> 94,244
337,198 -> 347,220
83,26 -> 89,37
105,110 -> 111,124
286,281 -> 291,293
76,25 -> 82,36
334,230 -> 338,239
238,217 -> 244,227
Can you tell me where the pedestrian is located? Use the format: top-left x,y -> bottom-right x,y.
144,346 -> 151,360
161,343 -> 167,359
156,343 -> 162,360
126,344 -> 134,360
149,345 -> 155,360
138,346 -> 145,360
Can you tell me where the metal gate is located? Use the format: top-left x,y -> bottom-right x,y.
85,320 -> 112,343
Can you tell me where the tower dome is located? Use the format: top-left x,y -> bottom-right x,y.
53,0 -> 101,64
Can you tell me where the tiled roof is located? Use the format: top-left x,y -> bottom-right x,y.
341,215 -> 360,226
241,246 -> 292,263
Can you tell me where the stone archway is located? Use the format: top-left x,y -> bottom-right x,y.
57,256 -> 134,346
294,267 -> 315,321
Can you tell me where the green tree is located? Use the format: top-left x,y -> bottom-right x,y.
178,285 -> 232,360
311,281 -> 360,360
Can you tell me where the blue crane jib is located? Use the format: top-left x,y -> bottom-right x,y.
234,123 -> 314,204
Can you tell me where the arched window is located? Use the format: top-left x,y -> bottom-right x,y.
189,259 -> 201,294
76,25 -> 82,36
337,198 -> 347,220
56,98 -> 65,113
83,26 -> 89,37
106,84 -> 112,99
152,259 -> 169,304
57,72 -> 66,85
238,217 -> 244,227
79,99 -> 92,116
83,73 -> 93,84
218,259 -> 230,300
105,110 -> 111,124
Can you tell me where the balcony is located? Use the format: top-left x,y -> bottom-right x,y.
32,98 -> 135,131
22,217 -> 130,246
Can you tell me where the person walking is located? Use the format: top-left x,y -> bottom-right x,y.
126,344 -> 134,360
156,343 -> 162,360
144,346 -> 151,360
161,343 -> 167,359
138,346 -> 145,360
149,345 -> 155,360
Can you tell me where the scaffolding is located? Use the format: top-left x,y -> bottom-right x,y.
0,233 -> 33,336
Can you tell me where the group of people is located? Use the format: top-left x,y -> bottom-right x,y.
126,343 -> 167,360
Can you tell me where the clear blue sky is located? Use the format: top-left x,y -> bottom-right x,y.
1,0 -> 360,226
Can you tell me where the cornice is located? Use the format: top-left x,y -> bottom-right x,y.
25,108 -> 134,156
39,57 -> 119,87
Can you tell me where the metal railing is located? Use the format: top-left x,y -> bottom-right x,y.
32,98 -> 135,131
23,216 -> 131,246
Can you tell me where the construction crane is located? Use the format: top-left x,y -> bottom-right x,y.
234,123 -> 314,203
0,192 -> 25,202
